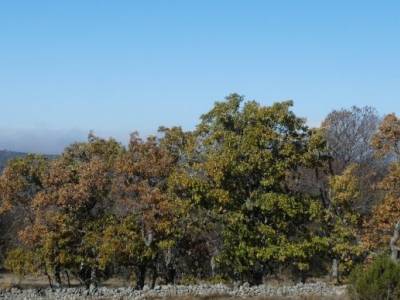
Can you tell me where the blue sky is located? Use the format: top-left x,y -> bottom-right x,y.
1,1 -> 399,153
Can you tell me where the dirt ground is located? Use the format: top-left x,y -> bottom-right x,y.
0,272 -> 132,289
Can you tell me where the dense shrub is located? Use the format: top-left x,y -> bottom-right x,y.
348,255 -> 400,300
4,248 -> 40,279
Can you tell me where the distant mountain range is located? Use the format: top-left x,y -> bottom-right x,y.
0,150 -> 57,172
0,150 -> 27,171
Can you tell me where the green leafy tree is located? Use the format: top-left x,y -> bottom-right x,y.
325,164 -> 364,282
170,94 -> 328,283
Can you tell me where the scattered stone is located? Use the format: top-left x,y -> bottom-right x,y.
0,282 -> 347,299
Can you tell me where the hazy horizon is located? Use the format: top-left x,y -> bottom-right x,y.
0,104 -> 326,154
1,1 -> 399,153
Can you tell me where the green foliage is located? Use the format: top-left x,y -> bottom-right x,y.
4,248 -> 40,278
0,96 -> 390,288
326,164 -> 364,276
207,275 -> 230,285
179,274 -> 198,285
99,215 -> 154,271
348,255 -> 400,300
169,94 -> 330,283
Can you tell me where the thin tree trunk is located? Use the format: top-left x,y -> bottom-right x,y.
164,247 -> 176,285
210,255 -> 216,277
166,264 -> 176,285
89,268 -> 97,290
46,272 -> 53,290
135,265 -> 146,290
78,262 -> 91,288
54,265 -> 62,288
151,265 -> 157,289
390,221 -> 400,262
65,270 -> 71,288
331,258 -> 339,283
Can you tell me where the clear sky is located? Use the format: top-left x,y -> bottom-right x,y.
1,1 -> 399,153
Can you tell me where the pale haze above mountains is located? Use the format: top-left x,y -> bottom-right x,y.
0,128 -> 128,154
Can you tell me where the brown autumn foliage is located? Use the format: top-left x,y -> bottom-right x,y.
363,113 -> 400,252
372,113 -> 400,158
1,97 -> 399,291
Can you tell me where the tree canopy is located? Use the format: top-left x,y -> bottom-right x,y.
0,94 -> 398,288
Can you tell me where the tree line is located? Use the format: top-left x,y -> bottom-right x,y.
0,94 -> 399,289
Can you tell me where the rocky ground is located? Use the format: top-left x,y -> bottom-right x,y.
0,282 -> 347,299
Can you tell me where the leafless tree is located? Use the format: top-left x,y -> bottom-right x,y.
322,106 -> 380,173
321,106 -> 388,214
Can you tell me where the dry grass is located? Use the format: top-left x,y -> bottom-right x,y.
0,272 -> 81,289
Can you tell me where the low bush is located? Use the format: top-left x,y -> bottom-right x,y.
348,255 -> 400,300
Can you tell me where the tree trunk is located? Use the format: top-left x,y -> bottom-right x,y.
150,265 -> 157,289
210,255 -> 216,277
164,247 -> 176,285
77,262 -> 91,288
65,270 -> 71,288
166,264 -> 176,285
89,268 -> 97,290
331,258 -> 339,283
135,265 -> 146,290
390,221 -> 400,262
54,265 -> 62,288
45,271 -> 53,290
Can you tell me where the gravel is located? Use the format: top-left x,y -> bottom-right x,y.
0,282 -> 347,299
